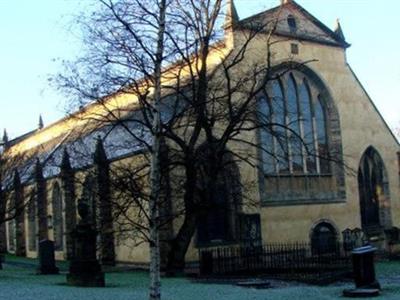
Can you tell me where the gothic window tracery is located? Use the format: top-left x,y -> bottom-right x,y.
259,71 -> 330,176
258,67 -> 345,204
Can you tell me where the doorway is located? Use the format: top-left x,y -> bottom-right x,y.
358,147 -> 391,233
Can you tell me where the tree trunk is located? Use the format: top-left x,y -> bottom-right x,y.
166,161 -> 198,275
166,211 -> 197,275
149,1 -> 166,299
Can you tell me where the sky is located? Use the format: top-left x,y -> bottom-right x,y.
0,0 -> 399,139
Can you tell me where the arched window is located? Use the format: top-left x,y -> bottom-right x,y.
358,147 -> 392,231
259,72 -> 330,175
311,222 -> 338,254
258,68 -> 344,204
28,194 -> 37,251
52,182 -> 64,251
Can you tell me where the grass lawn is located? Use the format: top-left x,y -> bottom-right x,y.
0,255 -> 399,300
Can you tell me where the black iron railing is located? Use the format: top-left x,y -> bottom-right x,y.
199,242 -> 352,283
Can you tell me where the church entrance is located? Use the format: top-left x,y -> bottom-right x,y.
358,147 -> 391,235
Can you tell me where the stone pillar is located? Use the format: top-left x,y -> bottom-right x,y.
13,170 -> 26,256
60,149 -> 76,260
35,159 -> 48,241
93,138 -> 115,266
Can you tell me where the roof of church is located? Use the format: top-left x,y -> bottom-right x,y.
236,0 -> 350,48
7,129 -> 38,147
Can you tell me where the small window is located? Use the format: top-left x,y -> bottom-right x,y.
287,15 -> 297,32
291,43 -> 299,55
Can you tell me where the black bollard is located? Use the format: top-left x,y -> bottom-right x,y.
343,245 -> 380,297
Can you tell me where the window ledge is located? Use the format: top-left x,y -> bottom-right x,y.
264,173 -> 333,178
261,198 -> 346,207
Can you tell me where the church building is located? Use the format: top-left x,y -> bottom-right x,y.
1,0 -> 399,269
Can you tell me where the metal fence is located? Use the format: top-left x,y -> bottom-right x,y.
199,242 -> 352,283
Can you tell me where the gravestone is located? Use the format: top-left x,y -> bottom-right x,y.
66,199 -> 105,287
38,240 -> 59,274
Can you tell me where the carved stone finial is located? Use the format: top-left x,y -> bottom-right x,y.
93,136 -> 107,165
38,115 -> 44,129
224,0 -> 239,29
334,18 -> 346,41
61,148 -> 72,171
13,169 -> 21,188
2,129 -> 8,144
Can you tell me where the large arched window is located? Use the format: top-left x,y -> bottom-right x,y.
52,182 -> 64,251
258,68 -> 345,204
259,72 -> 330,175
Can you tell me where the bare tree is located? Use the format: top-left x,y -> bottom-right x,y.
54,0 -> 346,284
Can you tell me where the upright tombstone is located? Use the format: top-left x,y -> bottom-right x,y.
38,240 -> 59,274
67,199 -> 105,287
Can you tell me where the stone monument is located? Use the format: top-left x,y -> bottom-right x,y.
66,199 -> 105,287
